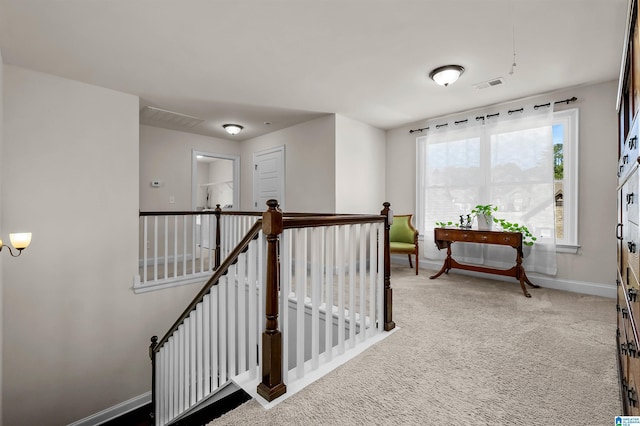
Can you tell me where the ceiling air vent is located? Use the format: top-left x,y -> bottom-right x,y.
140,106 -> 204,128
473,77 -> 504,90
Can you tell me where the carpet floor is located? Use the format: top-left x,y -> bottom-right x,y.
209,265 -> 621,425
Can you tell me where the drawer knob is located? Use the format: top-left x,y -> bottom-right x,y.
630,288 -> 638,302
628,193 -> 635,204
629,241 -> 637,253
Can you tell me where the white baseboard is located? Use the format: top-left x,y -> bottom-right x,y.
393,256 -> 616,299
67,391 -> 151,426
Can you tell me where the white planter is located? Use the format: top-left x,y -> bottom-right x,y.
476,215 -> 493,230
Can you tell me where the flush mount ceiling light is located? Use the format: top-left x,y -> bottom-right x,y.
223,124 -> 244,135
429,65 -> 465,87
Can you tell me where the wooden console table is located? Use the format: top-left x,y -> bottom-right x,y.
429,228 -> 538,297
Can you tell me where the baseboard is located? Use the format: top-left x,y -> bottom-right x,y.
393,256 -> 616,299
67,391 -> 151,426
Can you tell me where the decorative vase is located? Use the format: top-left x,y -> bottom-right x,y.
477,215 -> 492,231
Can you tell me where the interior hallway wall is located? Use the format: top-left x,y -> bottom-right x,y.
240,115 -> 336,213
335,114 -> 386,214
1,66 -> 199,426
139,125 -> 240,211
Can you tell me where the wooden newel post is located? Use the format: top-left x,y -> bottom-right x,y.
381,202 -> 395,331
214,204 -> 222,269
257,199 -> 287,401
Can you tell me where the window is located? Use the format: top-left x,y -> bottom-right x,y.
552,108 -> 579,252
417,105 -> 580,277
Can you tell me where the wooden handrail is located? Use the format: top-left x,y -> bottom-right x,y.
283,214 -> 385,229
139,209 -> 261,217
151,219 -> 263,352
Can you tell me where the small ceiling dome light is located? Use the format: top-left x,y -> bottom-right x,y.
429,65 -> 465,87
223,124 -> 244,135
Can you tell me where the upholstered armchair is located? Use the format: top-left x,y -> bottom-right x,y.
389,214 -> 419,275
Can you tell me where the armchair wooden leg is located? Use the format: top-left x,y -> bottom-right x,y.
415,254 -> 419,275
408,254 -> 413,269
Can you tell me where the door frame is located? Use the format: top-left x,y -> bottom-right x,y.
253,145 -> 285,211
191,150 -> 240,210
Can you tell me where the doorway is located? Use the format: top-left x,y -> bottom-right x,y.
253,145 -> 285,211
191,150 -> 240,211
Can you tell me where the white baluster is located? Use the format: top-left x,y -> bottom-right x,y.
325,226 -> 334,362
368,224 -> 377,337
189,313 -> 196,406
164,216 -> 169,280
143,217 -> 148,284
183,218 -> 188,277
203,294 -> 211,396
248,237 -> 258,380
295,228 -> 306,379
237,253 -> 247,374
219,276 -> 227,384
349,225 -> 357,348
153,216 -> 158,281
196,303 -> 203,401
311,227 -> 321,370
359,223 -> 367,342
210,286 -> 219,392
228,266 -> 237,377
280,231 -> 290,384
173,216 -> 178,278
178,323 -> 185,414
337,225 -> 346,355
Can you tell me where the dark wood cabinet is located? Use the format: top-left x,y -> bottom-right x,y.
618,0 -> 640,415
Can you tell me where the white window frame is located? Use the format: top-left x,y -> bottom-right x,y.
554,108 -> 579,253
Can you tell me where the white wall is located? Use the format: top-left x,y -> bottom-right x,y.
240,115 -> 335,212
385,80 -> 618,287
1,66 -> 203,425
140,125 -> 241,211
335,115 -> 386,214
0,47 -> 4,426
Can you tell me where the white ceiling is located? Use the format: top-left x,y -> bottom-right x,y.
0,0 -> 629,141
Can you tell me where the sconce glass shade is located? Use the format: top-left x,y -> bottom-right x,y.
223,124 -> 243,135
10,232 -> 32,250
429,65 -> 465,87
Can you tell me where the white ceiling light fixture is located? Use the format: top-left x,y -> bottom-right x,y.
223,124 -> 244,135
429,65 -> 465,87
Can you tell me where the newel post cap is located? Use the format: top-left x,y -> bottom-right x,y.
262,199 -> 283,235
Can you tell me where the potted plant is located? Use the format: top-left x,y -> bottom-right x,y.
471,204 -> 498,230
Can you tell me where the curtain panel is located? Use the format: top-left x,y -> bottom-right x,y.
417,106 -> 557,275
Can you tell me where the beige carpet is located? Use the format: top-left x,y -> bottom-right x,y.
210,265 -> 621,425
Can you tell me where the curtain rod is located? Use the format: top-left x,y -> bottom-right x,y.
408,96 -> 577,134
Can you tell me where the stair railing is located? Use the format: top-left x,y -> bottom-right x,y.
149,201 -> 395,425
136,206 -> 261,292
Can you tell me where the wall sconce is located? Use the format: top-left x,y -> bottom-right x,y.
223,124 -> 244,135
429,65 -> 465,87
0,232 -> 32,257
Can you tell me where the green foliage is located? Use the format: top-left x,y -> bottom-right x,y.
494,218 -> 537,246
436,204 -> 537,245
471,204 -> 498,219
554,143 -> 564,180
435,221 -> 454,228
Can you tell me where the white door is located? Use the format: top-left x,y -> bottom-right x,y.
253,146 -> 285,211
